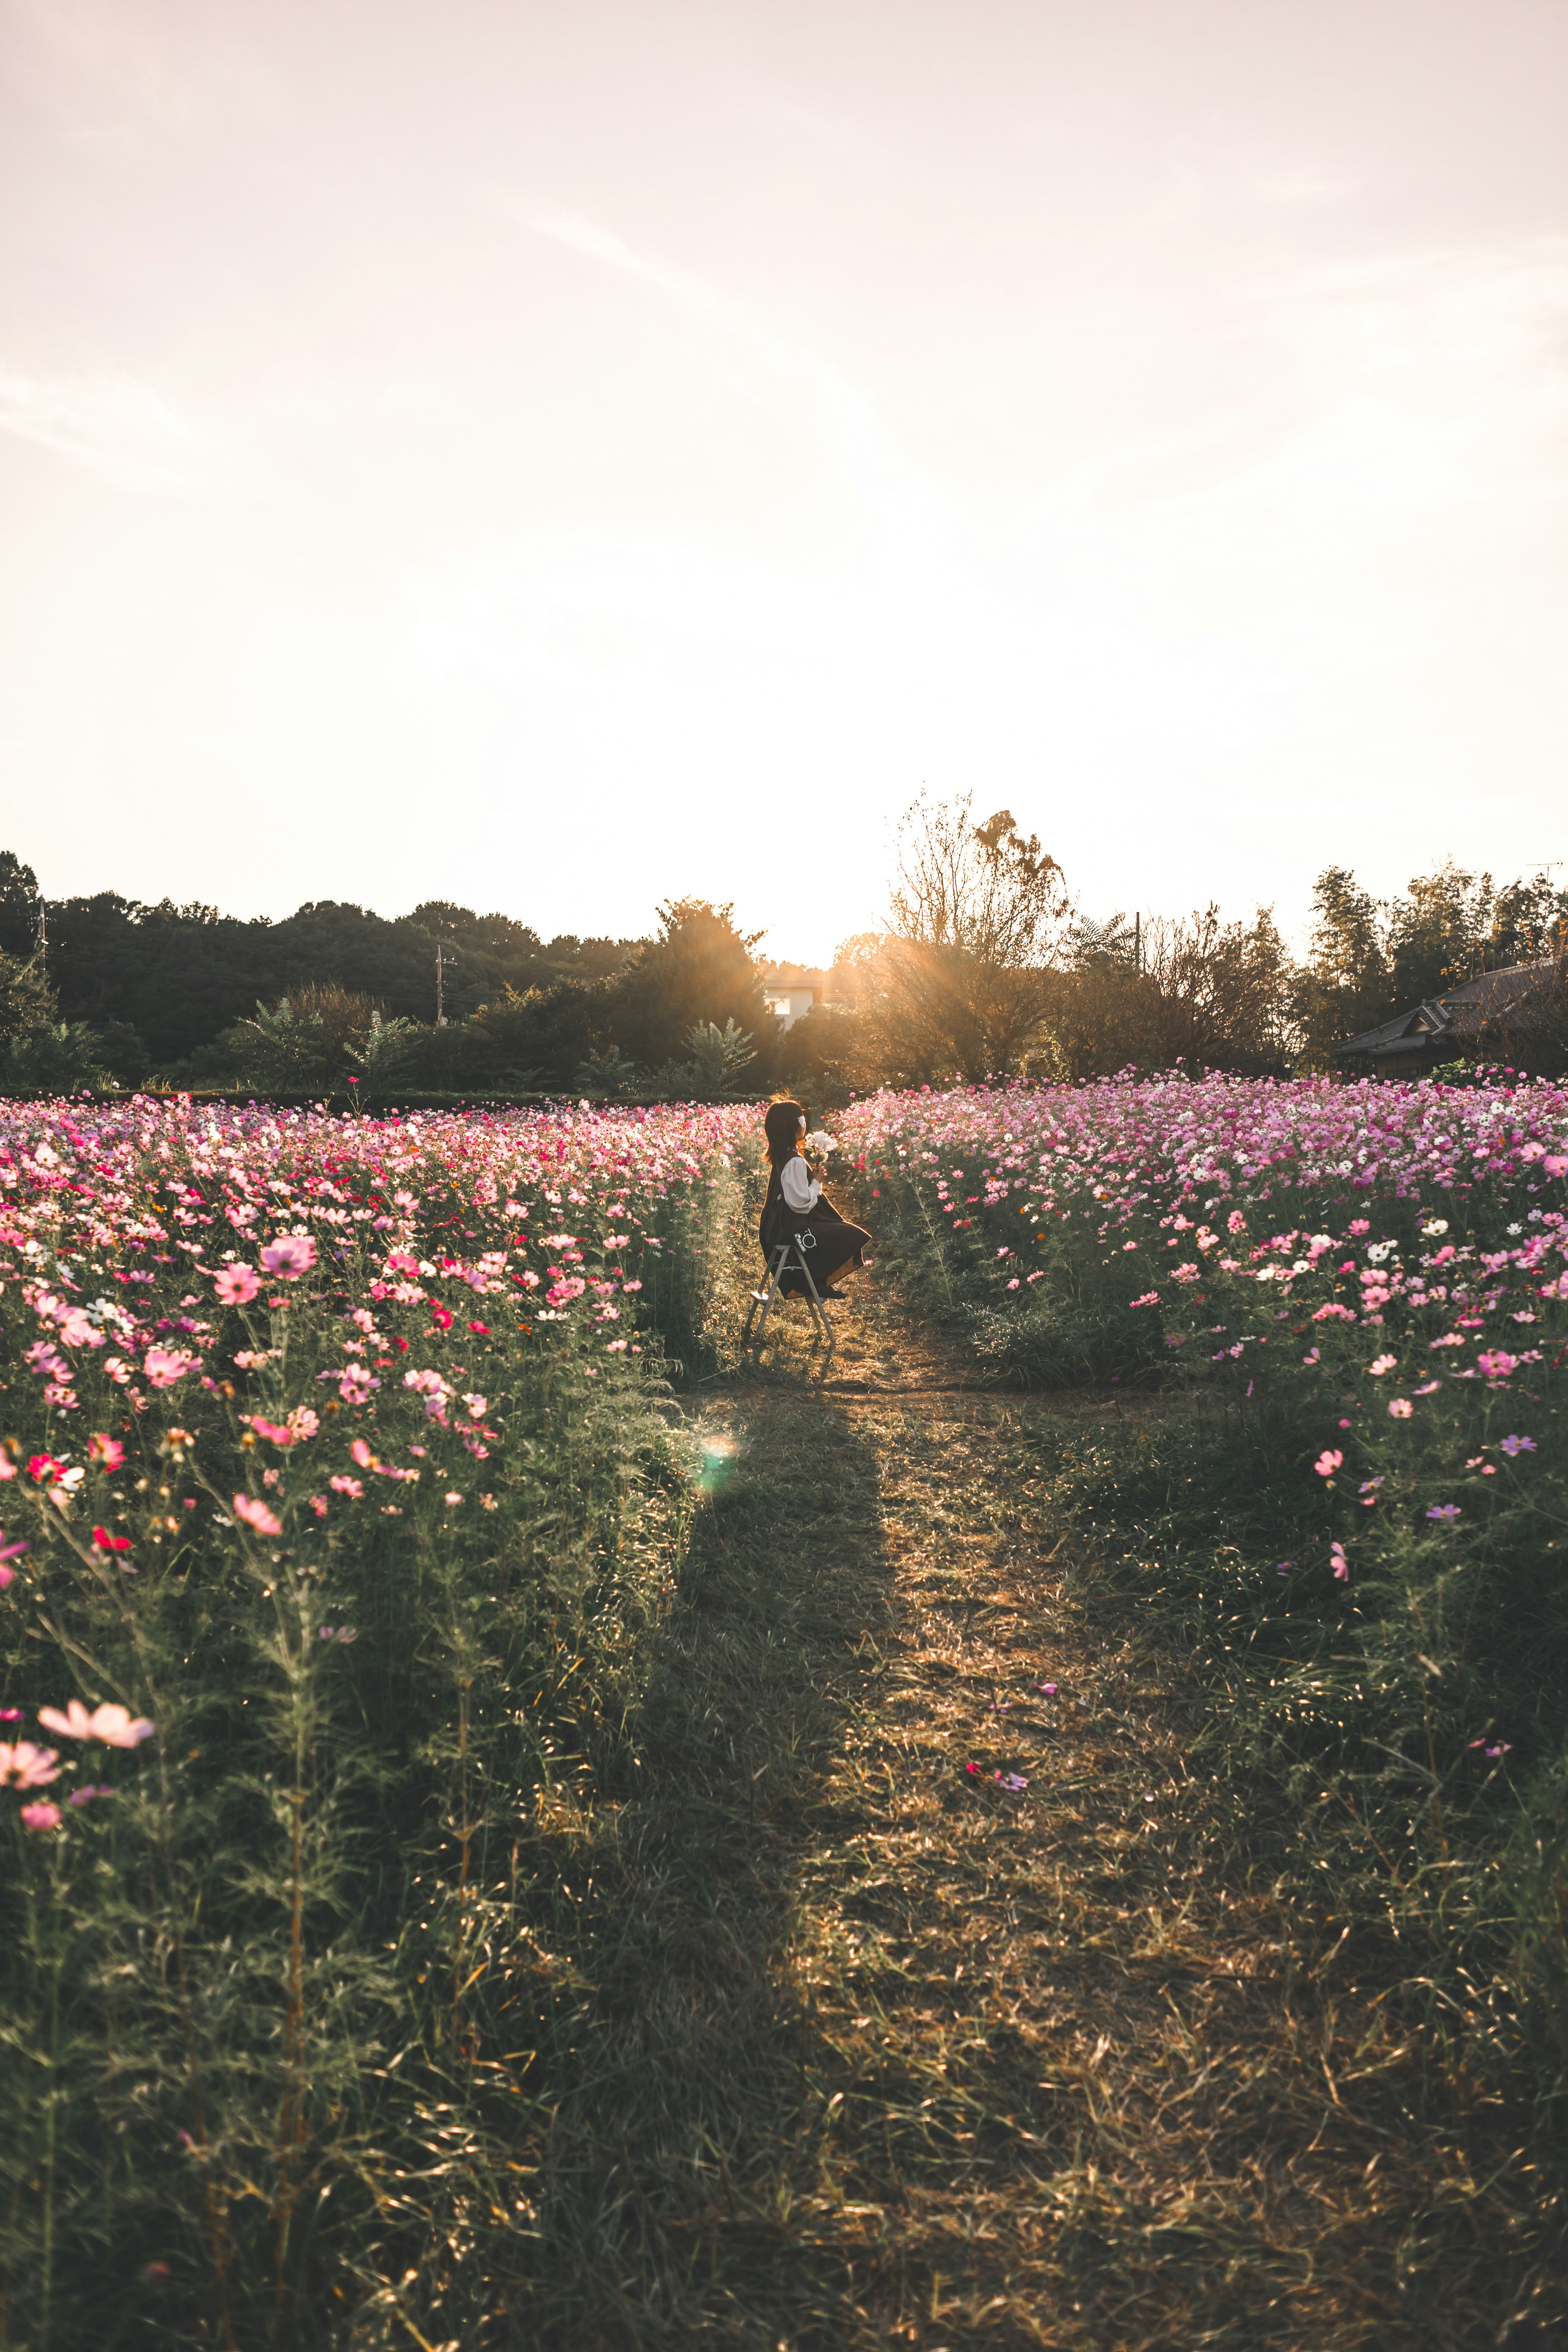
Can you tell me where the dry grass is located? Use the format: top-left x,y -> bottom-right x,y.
490,1261 -> 1564,2350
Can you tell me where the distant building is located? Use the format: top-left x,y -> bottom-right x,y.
758,962 -> 832,1030
1339,960 -> 1562,1078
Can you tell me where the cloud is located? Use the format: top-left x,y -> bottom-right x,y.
0,366 -> 213,493
1256,171 -> 1356,206
507,199 -> 894,474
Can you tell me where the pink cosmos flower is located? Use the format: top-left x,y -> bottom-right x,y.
144,1347 -> 197,1389
1388,1398 -> 1414,1418
259,1234 -> 316,1280
38,1700 -> 153,1747
329,1475 -> 364,1497
351,1437 -> 374,1468
20,1802 -> 62,1832
214,1264 -> 262,1305
1330,1542 -> 1350,1581
287,1406 -> 319,1442
1367,1354 -> 1397,1376
1314,1450 -> 1343,1478
0,1742 -> 60,1786
87,1433 -> 126,1469
337,1364 -> 376,1404
90,1526 -> 133,1555
233,1494 -> 283,1536
245,1416 -> 293,1447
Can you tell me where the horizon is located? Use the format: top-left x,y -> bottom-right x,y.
3,0 -> 1566,964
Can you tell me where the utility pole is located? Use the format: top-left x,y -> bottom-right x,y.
1133,911 -> 1140,975
434,939 -> 458,1026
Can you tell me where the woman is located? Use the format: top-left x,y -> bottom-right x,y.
759,1097 -> 873,1299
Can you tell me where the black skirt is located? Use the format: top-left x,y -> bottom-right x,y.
760,1171 -> 872,1296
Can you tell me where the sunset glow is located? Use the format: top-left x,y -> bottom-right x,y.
2,0 -> 1566,954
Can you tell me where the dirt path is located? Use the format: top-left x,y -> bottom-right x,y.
517,1271 -> 1511,2350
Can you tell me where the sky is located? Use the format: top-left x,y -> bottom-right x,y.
1,0 -> 1566,967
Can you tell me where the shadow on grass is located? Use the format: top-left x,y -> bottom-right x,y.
508,1372 -> 889,2346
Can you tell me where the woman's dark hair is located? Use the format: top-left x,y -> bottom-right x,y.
764,1098 -> 807,1166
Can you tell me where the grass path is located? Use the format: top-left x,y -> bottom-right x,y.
509,1269 -> 1532,2349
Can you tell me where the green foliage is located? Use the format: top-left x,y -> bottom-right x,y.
576,1041 -> 641,1097
0,852 -> 41,962
29,877 -> 641,1068
1047,904 -> 1295,1078
777,1001 -> 865,1102
615,898 -> 771,1074
231,994 -> 335,1092
344,1008 -> 421,1103
421,977 -> 608,1091
681,1016 -> 756,1096
3,1019 -> 112,1093
0,947 -> 56,1045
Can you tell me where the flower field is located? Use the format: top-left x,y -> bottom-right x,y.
841,1072 -> 1568,2160
7,1070 -> 1568,2337
0,1092 -> 754,2344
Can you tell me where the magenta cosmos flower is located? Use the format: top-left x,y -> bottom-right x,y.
260,1235 -> 317,1280
0,1742 -> 60,1787
233,1493 -> 283,1536
214,1264 -> 262,1305
37,1700 -> 154,1747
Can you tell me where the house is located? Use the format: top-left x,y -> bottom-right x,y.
758,962 -> 831,1030
1339,960 -> 1563,1078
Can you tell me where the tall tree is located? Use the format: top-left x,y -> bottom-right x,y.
614,899 -> 769,1073
0,853 -> 40,962
866,793 -> 1069,1081
0,947 -> 55,1044
1293,866 -> 1392,1065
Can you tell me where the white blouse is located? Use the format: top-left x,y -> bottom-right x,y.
780,1154 -> 821,1214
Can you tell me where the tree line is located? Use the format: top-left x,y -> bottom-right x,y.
0,813 -> 1564,1100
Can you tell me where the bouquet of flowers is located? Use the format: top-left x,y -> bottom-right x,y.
805,1130 -> 837,1156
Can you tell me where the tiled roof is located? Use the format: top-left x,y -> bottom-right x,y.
1341,961 -> 1559,1057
